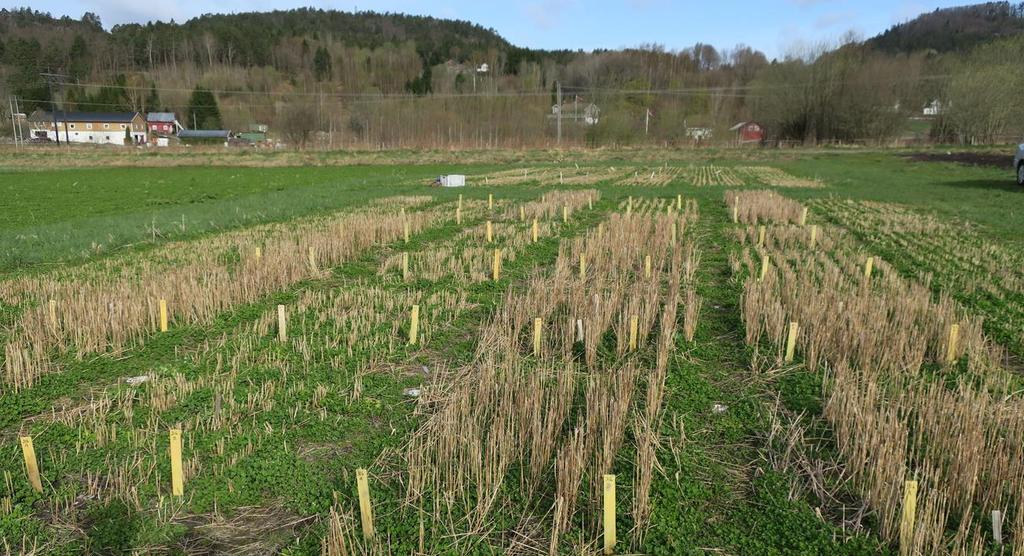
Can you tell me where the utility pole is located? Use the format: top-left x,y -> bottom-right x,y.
645,108 -> 652,136
41,72 -> 71,146
14,96 -> 23,146
556,80 -> 562,146
8,97 -> 17,148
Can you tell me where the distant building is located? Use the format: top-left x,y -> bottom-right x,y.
146,112 -> 183,137
178,129 -> 232,144
583,103 -> 600,125
27,110 -> 147,145
923,100 -> 944,116
549,101 -> 600,126
729,121 -> 764,144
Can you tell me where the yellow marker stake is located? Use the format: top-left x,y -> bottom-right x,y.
457,194 -> 462,211
785,322 -> 799,362
532,219 -> 539,243
520,206 -> 526,221
48,299 -> 58,331
456,207 -> 462,225
627,196 -> 633,215
254,246 -> 262,263
308,247 -> 316,270
677,194 -> 683,210
169,429 -> 184,496
598,223 -> 604,240
409,305 -> 420,346
671,221 -> 678,245
946,324 -> 960,364
404,222 -> 410,244
488,193 -> 493,210
492,249 -> 502,281
533,317 -> 542,356
810,225 -> 818,248
900,480 -> 918,555
579,254 -> 587,280
588,198 -> 593,210
562,206 -> 568,223
486,221 -> 493,243
864,257 -> 874,280
20,436 -> 42,493
644,255 -> 652,278
732,205 -> 739,224
159,299 -> 168,332
800,207 -> 808,226
758,225 -> 766,247
277,305 -> 287,342
356,468 -> 375,540
402,252 -> 410,281
603,474 -> 616,555
629,316 -> 639,351
759,255 -> 770,282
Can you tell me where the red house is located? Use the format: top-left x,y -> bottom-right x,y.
730,121 -> 764,144
146,112 -> 182,137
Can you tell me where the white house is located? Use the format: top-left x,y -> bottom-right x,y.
28,111 -> 147,145
923,100 -> 945,117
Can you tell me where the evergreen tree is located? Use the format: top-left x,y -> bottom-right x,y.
313,46 -> 332,81
186,86 -> 222,129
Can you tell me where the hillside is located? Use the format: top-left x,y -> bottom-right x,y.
868,1 -> 1024,53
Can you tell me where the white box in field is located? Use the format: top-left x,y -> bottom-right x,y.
439,174 -> 466,187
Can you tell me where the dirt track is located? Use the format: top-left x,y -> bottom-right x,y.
904,151 -> 1013,169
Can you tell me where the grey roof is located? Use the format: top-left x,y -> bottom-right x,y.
178,129 -> 231,139
28,110 -> 139,123
147,112 -> 178,122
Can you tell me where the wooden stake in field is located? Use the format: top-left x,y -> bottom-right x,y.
492,249 -> 502,281
603,474 -> 616,555
488,193 -> 494,210
159,299 -> 168,333
671,221 -> 677,245
629,316 -> 639,351
48,299 -> 58,331
759,255 -> 769,282
169,429 -> 184,496
402,253 -> 410,281
486,221 -> 493,243
588,197 -> 593,210
533,317 -> 542,356
19,436 -> 42,493
580,254 -> 587,279
277,305 -> 287,342
864,257 -> 874,281
946,324 -> 960,364
254,246 -> 262,264
562,206 -> 568,224
800,207 -> 808,226
520,206 -> 526,221
456,207 -> 462,225
785,322 -> 799,362
732,205 -> 739,224
676,194 -> 682,210
627,196 -> 633,215
409,305 -> 420,346
404,222 -> 410,244
356,468 -> 375,540
899,480 -> 917,556
644,255 -> 652,278
757,225 -> 766,247
810,225 -> 818,248
458,194 -> 462,211
992,510 -> 1003,545
532,219 -> 539,243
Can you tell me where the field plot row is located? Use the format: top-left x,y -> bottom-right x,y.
375,204 -> 702,554
1,190 -> 605,553
469,165 -> 823,189
729,190 -> 1024,554
812,198 -> 1024,357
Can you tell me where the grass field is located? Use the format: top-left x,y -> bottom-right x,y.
2,147 -> 1022,554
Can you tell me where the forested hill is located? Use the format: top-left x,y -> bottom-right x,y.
868,1 -> 1024,53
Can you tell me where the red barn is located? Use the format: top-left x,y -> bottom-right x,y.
146,112 -> 182,137
730,121 -> 764,144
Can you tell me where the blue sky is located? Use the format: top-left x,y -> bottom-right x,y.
18,0 -> 975,59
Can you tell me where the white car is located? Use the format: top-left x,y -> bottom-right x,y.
1017,144 -> 1024,185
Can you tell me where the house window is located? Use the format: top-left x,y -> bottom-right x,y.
69,123 -> 76,129
86,123 -> 92,130
120,124 -> 126,129
103,124 -> 110,129
89,136 -> 93,140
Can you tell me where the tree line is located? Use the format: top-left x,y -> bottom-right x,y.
1,4 -> 1023,147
